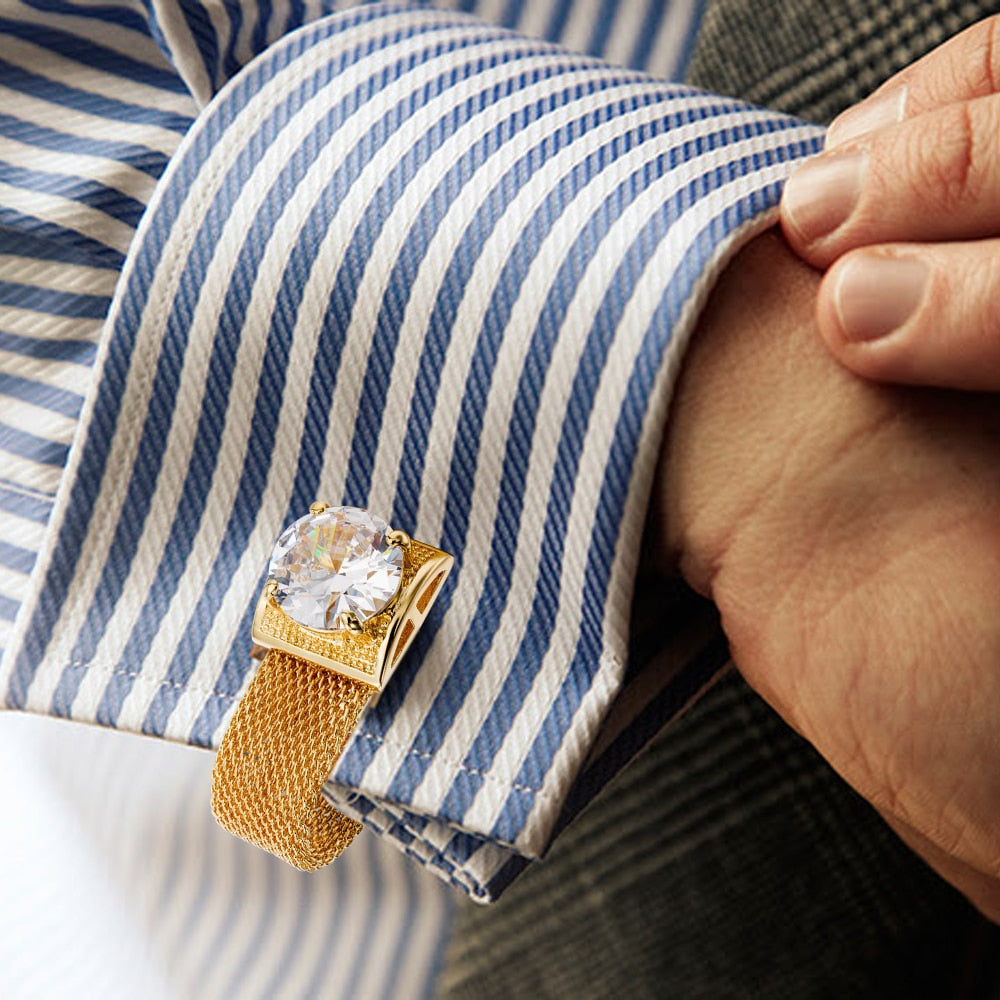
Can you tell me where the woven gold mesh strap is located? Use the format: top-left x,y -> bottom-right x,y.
211,648 -> 376,870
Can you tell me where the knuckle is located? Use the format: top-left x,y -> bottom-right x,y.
911,102 -> 985,213
971,15 -> 1000,97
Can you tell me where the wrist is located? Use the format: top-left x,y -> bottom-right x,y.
653,228 -> 856,596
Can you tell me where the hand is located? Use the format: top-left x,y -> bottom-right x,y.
654,229 -> 1000,922
779,16 -> 1000,390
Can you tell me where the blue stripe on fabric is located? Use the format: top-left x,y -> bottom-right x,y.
0,540 -> 36,575
676,0 -> 709,77
417,875 -> 455,1000
0,371 -> 83,417
0,16 -> 187,92
255,856 -> 317,999
499,0 -> 525,30
0,225 -> 117,266
629,0 -> 668,74
0,421 -> 69,466
586,0 -> 620,57
0,205 -> 126,267
5,0 -> 404,710
176,0 -> 222,95
184,823 -> 248,989
220,0 -> 244,83
434,828 -> 484,867
250,0 -> 272,56
0,58 -> 193,133
483,850 -> 529,901
0,162 -> 147,228
544,0 -> 574,43
0,483 -> 52,522
0,593 -> 20,621
0,280 -> 111,319
0,113 -> 167,179
22,0 -> 154,39
284,0 -> 305,36
0,474 -> 55,500
490,163 -> 818,844
372,111 -> 766,809
0,331 -> 97,366
42,9 -> 473,723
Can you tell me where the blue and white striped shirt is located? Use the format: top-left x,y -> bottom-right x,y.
0,2 -> 824,991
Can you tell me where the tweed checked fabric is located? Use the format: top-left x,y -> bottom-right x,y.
438,0 -> 1000,995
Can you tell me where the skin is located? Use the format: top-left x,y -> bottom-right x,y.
652,229 -> 1000,922
781,15 -> 1000,390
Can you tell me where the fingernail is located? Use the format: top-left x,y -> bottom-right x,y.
834,254 -> 929,341
782,151 -> 867,244
825,86 -> 907,148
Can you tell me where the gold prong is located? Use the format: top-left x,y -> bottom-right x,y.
310,501 -> 329,515
264,580 -> 279,597
386,528 -> 411,549
339,611 -> 364,633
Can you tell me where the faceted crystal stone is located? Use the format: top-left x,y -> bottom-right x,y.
268,506 -> 404,631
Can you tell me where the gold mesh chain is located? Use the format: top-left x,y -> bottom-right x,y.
211,649 -> 375,870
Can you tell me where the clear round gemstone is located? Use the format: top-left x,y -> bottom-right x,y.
268,506 -> 404,631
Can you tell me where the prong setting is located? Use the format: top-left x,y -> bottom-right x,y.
309,501 -> 329,515
386,528 -> 411,549
339,611 -> 364,633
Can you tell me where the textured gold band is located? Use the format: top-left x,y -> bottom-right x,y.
211,648 -> 375,870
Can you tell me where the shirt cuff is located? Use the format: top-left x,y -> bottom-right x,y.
0,3 -> 823,900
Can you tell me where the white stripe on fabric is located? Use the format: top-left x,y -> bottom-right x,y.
0,32 -> 196,118
1,397 -> 75,446
0,562 -> 31,600
0,451 -> 62,496
0,84 -> 187,158
647,0 -> 706,79
0,255 -> 119,296
2,135 -> 159,208
0,178 -> 137,254
0,305 -> 103,341
0,348 -> 93,396
0,508 -> 46,553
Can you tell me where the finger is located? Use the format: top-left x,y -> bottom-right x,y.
826,15 -> 1000,148
780,92 -> 1000,268
815,239 -> 1000,391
